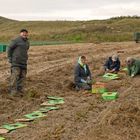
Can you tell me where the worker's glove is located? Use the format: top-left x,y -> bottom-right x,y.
87,79 -> 92,84
131,74 -> 135,77
81,79 -> 87,83
87,76 -> 91,80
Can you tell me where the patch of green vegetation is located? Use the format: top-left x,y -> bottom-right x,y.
0,16 -> 140,44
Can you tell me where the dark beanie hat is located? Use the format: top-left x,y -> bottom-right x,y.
20,29 -> 28,33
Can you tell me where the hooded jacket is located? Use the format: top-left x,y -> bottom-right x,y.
104,57 -> 120,71
74,57 -> 91,83
127,59 -> 140,76
7,36 -> 30,68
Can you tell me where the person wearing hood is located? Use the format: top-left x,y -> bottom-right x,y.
74,56 -> 92,90
104,54 -> 120,73
126,57 -> 140,77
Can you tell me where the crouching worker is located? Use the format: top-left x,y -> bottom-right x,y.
126,57 -> 140,77
74,56 -> 92,91
104,54 -> 120,73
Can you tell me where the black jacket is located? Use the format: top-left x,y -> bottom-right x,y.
7,36 -> 30,68
104,57 -> 120,71
74,63 -> 91,83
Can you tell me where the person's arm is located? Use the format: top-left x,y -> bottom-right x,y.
7,40 -> 17,63
113,60 -> 120,71
104,59 -> 110,71
86,65 -> 92,79
131,65 -> 139,77
127,66 -> 131,76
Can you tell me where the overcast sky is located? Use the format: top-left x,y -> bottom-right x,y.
0,0 -> 140,20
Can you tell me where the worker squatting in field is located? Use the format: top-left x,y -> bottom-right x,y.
73,54 -> 140,91
126,57 -> 140,77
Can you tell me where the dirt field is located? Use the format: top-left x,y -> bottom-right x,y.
0,42 -> 140,140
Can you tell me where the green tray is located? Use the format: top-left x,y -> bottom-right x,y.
0,137 -> 5,140
103,73 -> 119,80
102,92 -> 118,100
47,99 -> 64,105
122,68 -> 128,71
92,88 -> 108,94
2,123 -> 27,131
38,107 -> 59,113
99,88 -> 108,94
41,98 -> 65,106
103,73 -> 118,77
24,111 -> 47,119
47,96 -> 64,100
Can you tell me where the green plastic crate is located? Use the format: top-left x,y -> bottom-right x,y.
0,137 -> 5,140
24,111 -> 47,119
122,67 -> 128,71
103,73 -> 119,80
134,32 -> 140,43
92,88 -> 108,94
38,106 -> 59,113
2,123 -> 27,131
47,96 -> 64,100
99,88 -> 108,94
102,92 -> 118,101
0,45 -> 7,52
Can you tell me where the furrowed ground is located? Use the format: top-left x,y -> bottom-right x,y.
0,42 -> 140,140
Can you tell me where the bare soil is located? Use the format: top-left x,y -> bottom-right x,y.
0,42 -> 140,140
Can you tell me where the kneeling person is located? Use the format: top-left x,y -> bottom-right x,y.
104,54 -> 120,73
126,57 -> 140,77
74,56 -> 92,90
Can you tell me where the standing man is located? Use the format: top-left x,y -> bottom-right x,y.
7,29 -> 30,96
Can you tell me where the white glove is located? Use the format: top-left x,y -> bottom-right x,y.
81,79 -> 87,83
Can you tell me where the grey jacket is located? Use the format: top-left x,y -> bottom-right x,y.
127,59 -> 140,76
7,36 -> 30,68
74,63 -> 91,84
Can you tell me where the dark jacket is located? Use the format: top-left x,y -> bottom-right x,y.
74,63 -> 91,83
127,59 -> 140,76
7,36 -> 30,68
104,57 -> 120,71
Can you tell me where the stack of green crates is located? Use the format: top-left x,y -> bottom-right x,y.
134,32 -> 140,43
0,45 -> 7,52
102,92 -> 118,101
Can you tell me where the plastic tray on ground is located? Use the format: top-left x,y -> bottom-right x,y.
2,123 -> 27,131
24,111 -> 47,119
122,67 -> 128,71
41,99 -> 65,106
0,136 -> 5,140
47,96 -> 64,100
38,107 -> 59,113
103,73 -> 120,80
102,92 -> 118,101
